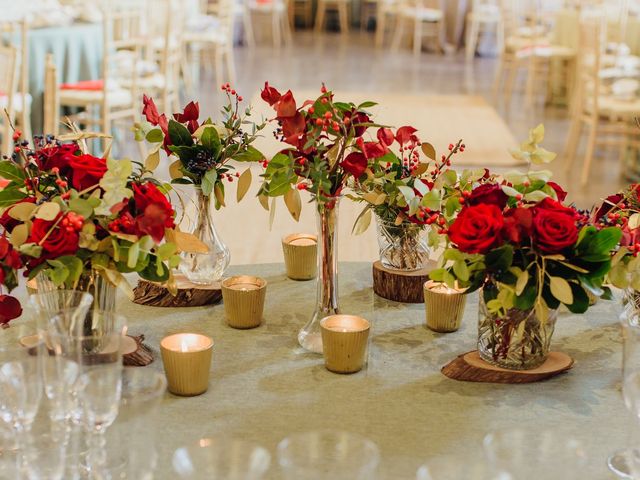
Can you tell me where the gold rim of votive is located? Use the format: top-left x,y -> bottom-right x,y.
423,281 -> 467,333
282,233 -> 318,247
221,275 -> 267,291
320,315 -> 370,333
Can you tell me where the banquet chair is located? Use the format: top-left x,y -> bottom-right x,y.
465,0 -> 503,61
0,20 -> 32,150
182,0 -> 239,90
314,0 -> 351,34
563,20 -> 640,186
54,4 -> 143,148
390,0 -> 444,56
247,0 -> 293,47
289,0 -> 313,29
492,0 -> 575,108
375,0 -> 399,48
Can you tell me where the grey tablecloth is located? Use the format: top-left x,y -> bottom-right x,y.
26,23 -> 103,135
8,262 -> 630,478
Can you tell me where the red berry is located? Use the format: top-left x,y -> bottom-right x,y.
332,122 -> 339,131
308,107 -> 314,114
320,85 -> 327,93
315,118 -> 323,126
230,89 -> 236,95
324,112 -> 332,119
458,197 -> 465,204
235,172 -> 240,177
238,96 -> 243,102
448,144 -> 454,151
321,98 -> 328,104
459,147 -> 465,152
515,194 -> 523,201
297,183 -> 307,190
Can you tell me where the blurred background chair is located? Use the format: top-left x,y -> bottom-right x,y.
390,0 -> 444,56
314,0 -> 351,34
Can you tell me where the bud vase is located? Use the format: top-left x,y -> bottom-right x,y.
477,286 -> 558,370
179,187 -> 230,285
298,199 -> 340,353
375,216 -> 429,271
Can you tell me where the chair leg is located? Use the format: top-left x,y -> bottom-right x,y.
581,121 -> 598,187
338,2 -> 349,34
273,11 -> 282,47
283,11 -> 293,44
391,16 -> 405,51
563,118 -> 582,174
315,0 -> 326,32
465,17 -> 479,62
225,46 -> 236,84
244,9 -> 256,47
413,19 -> 422,56
504,61 -> 518,107
375,11 -> 386,48
492,54 -> 504,102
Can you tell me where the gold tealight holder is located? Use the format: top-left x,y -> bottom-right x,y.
221,276 -> 267,329
160,333 -> 213,396
423,280 -> 467,333
320,315 -> 370,374
282,233 -> 317,280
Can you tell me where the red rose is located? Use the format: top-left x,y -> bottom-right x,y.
532,198 -> 578,253
261,82 -> 281,106
132,182 -> 175,230
68,154 -> 107,191
0,197 -> 36,232
340,152 -> 367,178
448,204 -> 504,254
467,184 -> 508,209
35,143 -> 78,174
28,214 -> 80,263
135,204 -> 172,243
502,207 -> 533,244
547,181 -> 567,202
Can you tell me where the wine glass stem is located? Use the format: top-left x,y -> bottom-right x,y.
87,429 -> 107,474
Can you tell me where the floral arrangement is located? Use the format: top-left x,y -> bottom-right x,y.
430,171 -> 621,318
0,130 -> 197,326
593,184 -> 640,291
136,85 -> 265,208
258,83 -> 379,217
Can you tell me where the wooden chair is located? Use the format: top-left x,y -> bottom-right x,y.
182,0 -> 238,89
390,0 -> 444,56
465,0 -> 503,61
54,4 -> 144,149
314,0 -> 351,34
44,54 -> 59,136
289,0 -> 314,29
0,20 -> 32,147
248,0 -> 293,47
564,19 -> 640,186
375,0 -> 400,48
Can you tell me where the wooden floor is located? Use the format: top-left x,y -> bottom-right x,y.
179,30 -> 625,209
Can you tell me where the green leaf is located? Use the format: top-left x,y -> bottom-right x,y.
200,125 -> 221,154
201,169 -> 217,197
549,276 -> 573,304
485,245 -> 514,272
0,187 -> 27,207
145,128 -> 164,144
566,284 -> 589,314
515,269 -> 529,295
168,119 -> 193,146
0,161 -> 24,183
233,145 -> 264,163
357,101 -> 377,109
140,258 -> 170,282
127,242 -> 140,269
453,260 -> 469,282
68,198 -> 93,219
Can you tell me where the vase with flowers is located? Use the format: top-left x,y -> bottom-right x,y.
137,85 -> 265,285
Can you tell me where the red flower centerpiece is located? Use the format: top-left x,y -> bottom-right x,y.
430,173 -> 620,370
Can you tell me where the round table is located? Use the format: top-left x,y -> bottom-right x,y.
26,22 -> 103,135
9,262 -> 628,478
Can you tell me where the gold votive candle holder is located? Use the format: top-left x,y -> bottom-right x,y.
320,315 -> 370,374
423,280 -> 467,333
160,333 -> 213,396
282,233 -> 317,280
221,276 -> 267,329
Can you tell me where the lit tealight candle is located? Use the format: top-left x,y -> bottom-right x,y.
320,315 -> 370,374
221,276 -> 267,329
423,280 -> 468,333
160,333 -> 213,396
282,233 -> 318,281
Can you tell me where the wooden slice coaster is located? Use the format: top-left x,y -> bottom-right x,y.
133,274 -> 222,308
441,351 -> 574,384
372,260 -> 436,303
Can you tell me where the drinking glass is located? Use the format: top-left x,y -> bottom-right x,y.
483,428 -> 588,480
277,431 -> 380,480
105,369 -> 167,479
609,308 -> 640,478
173,437 -> 271,479
20,416 -> 70,480
29,290 -> 93,337
416,454 -> 489,480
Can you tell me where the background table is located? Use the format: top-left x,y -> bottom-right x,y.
26,23 -> 103,135
20,261 -> 624,479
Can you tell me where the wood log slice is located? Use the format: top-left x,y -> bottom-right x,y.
123,334 -> 154,367
133,274 -> 222,308
372,260 -> 436,303
441,351 -> 574,384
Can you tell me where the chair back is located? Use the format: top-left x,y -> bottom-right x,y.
0,20 -> 28,136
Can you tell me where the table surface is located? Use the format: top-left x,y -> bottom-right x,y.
13,262 -> 630,478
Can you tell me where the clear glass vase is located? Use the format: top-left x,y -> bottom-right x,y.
375,216 -> 429,271
478,288 -> 558,370
298,199 -> 340,353
34,269 -> 117,336
179,188 -> 230,285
